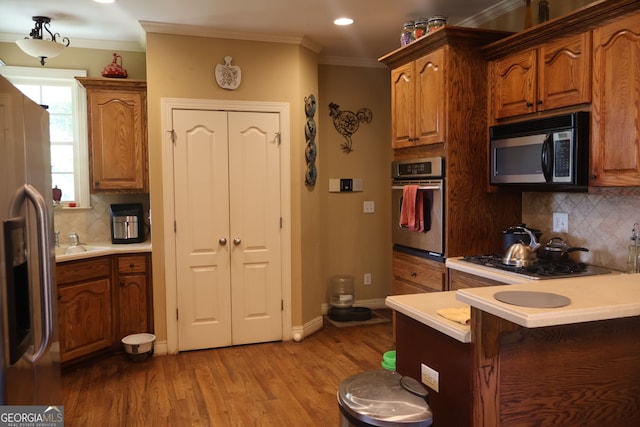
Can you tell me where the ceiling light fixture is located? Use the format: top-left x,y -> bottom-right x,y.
16,16 -> 70,66
334,17 -> 354,26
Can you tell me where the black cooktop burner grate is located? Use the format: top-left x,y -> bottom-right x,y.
461,254 -> 607,279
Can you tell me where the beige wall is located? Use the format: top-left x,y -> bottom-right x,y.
318,65 -> 392,310
144,33 -> 323,336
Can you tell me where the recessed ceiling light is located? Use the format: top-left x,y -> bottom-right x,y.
94,0 -> 116,3
334,17 -> 354,26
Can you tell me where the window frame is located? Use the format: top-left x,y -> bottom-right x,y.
0,66 -> 90,208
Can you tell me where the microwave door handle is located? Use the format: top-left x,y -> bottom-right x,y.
9,184 -> 53,365
541,133 -> 553,182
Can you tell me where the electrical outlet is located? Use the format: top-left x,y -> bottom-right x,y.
553,212 -> 569,233
421,363 -> 439,392
363,201 -> 375,213
364,273 -> 372,285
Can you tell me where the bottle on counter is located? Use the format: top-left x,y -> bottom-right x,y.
627,223 -> 639,273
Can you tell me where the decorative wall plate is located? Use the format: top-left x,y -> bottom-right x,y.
215,56 -> 241,90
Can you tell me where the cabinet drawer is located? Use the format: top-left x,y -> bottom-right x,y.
448,269 -> 506,290
56,257 -> 111,285
393,251 -> 445,292
118,255 -> 147,274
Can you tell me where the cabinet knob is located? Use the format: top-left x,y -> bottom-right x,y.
410,272 -> 417,277
536,100 -> 543,105
233,238 -> 242,245
219,237 -> 227,246
129,263 -> 135,269
526,101 -> 533,108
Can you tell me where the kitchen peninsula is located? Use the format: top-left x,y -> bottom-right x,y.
387,273 -> 640,426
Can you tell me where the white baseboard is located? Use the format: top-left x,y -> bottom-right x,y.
156,297 -> 389,349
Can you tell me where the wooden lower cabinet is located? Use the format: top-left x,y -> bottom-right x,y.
392,250 -> 446,294
57,258 -> 114,364
116,254 -> 153,341
57,253 -> 152,365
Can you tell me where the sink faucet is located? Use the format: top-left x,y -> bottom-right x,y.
69,232 -> 79,247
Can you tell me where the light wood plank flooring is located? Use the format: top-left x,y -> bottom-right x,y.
62,314 -> 394,426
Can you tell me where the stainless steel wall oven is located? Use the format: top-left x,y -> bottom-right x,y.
391,157 -> 444,259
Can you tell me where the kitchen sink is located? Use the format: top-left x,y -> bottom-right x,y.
55,245 -> 110,257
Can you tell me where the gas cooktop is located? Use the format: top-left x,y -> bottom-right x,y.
462,254 -> 612,280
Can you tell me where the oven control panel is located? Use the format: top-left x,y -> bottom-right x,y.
392,157 -> 443,179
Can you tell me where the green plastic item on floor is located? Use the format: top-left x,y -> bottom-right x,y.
381,350 -> 396,371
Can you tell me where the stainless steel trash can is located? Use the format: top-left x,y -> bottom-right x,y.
337,369 -> 433,426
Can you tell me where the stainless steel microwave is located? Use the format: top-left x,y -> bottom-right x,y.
489,112 -> 590,191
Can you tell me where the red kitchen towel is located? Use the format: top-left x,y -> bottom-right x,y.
400,185 -> 419,230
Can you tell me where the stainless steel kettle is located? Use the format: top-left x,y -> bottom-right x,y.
502,226 -> 541,267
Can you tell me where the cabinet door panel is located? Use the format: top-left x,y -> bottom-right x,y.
118,274 -> 149,339
59,279 -> 112,362
415,49 -> 446,145
391,63 -> 416,148
87,89 -> 147,192
492,50 -> 537,119
538,32 -> 592,111
591,11 -> 640,186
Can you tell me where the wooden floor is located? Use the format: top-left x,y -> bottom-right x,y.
62,314 -> 394,426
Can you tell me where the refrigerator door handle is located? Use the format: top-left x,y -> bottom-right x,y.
9,184 -> 53,364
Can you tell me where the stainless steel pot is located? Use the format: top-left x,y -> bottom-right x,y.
502,226 -> 541,267
542,237 -> 589,262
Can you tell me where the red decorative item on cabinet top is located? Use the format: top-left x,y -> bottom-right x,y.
101,53 -> 128,78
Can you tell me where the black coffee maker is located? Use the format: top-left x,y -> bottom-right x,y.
110,203 -> 144,244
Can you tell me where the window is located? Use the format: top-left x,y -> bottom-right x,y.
0,66 -> 90,208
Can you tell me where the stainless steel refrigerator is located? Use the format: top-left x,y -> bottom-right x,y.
0,75 -> 61,405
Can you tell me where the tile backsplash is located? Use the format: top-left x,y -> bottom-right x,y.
522,192 -> 640,272
54,194 -> 150,246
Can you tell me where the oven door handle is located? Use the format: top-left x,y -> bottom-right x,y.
392,184 -> 442,191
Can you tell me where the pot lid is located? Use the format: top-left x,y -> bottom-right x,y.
338,370 -> 432,426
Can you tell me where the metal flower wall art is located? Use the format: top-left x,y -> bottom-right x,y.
215,56 -> 241,90
328,102 -> 373,153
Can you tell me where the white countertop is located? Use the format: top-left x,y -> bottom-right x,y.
55,240 -> 152,262
446,257 -> 536,284
456,273 -> 640,328
389,257 -> 637,338
386,292 -> 471,343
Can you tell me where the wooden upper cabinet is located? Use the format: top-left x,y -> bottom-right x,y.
490,32 -> 591,120
77,78 -> 148,193
390,48 -> 446,149
590,10 -> 640,187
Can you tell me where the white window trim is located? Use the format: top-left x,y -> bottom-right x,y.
0,66 -> 90,208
